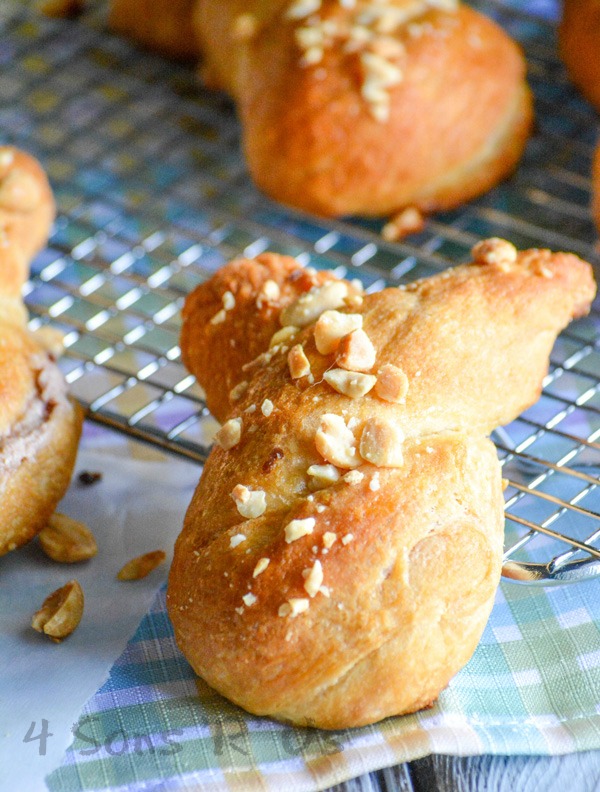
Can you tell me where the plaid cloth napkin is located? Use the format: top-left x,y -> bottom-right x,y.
46,567 -> 600,792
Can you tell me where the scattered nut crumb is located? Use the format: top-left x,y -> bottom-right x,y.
381,207 -> 424,241
231,485 -> 267,519
222,290 -> 235,311
336,328 -> 376,372
360,418 -> 404,467
242,592 -> 257,606
31,580 -> 84,641
343,470 -> 364,485
323,532 -> 337,549
38,513 -> 98,563
303,559 -> 324,597
117,550 -> 166,581
230,533 -> 247,548
370,472 -> 381,491
315,413 -> 360,469
472,238 -> 517,268
285,517 -> 316,543
278,598 -> 310,617
229,381 -> 249,401
280,281 -> 349,327
341,533 -> 354,545
314,310 -> 363,355
253,557 -> 270,577
261,399 -> 274,417
210,308 -> 227,325
375,363 -> 409,403
323,368 -> 377,398
214,417 -> 242,450
270,325 -> 299,348
288,344 -> 311,379
307,463 -> 341,489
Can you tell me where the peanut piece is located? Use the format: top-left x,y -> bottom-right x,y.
214,417 -> 242,450
359,417 -> 405,467
314,310 -> 363,354
374,363 -> 409,403
117,550 -> 166,581
38,513 -> 98,563
323,368 -> 376,398
315,413 -> 360,469
336,329 -> 376,372
288,344 -> 311,379
31,580 -> 84,642
280,281 -> 349,328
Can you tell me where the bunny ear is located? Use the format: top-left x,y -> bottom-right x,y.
168,242 -> 596,729
180,253 -> 363,422
0,146 -> 55,262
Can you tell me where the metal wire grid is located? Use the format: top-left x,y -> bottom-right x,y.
1,0 -> 599,582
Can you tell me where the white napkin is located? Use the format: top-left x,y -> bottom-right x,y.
0,424 -> 200,792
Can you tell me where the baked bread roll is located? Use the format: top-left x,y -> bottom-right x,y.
108,0 -> 199,60
559,0 -> 600,112
559,3 -> 600,231
168,239 -> 596,729
0,147 -> 83,557
193,0 -> 533,218
107,0 -> 532,220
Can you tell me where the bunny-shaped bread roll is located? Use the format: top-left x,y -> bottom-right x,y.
0,147 -> 82,557
108,0 -> 533,222
168,240 -> 596,728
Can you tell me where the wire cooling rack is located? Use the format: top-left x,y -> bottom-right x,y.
1,0 -> 599,583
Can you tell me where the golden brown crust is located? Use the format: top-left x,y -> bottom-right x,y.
593,144 -> 600,232
0,147 -> 83,556
180,253 -> 361,420
107,0 -> 531,219
193,1 -> 532,217
167,240 -> 596,728
559,0 -> 600,112
0,147 -> 54,265
108,0 -> 199,60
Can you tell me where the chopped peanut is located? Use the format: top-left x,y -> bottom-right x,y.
314,310 -> 363,354
280,281 -> 349,327
229,381 -> 249,401
336,328 -> 376,372
31,580 -> 84,641
231,485 -> 267,519
303,560 -> 324,597
374,363 -> 409,403
285,517 -> 316,543
117,550 -> 166,580
253,557 -> 270,577
214,417 -> 242,450
270,325 -> 299,348
359,417 -> 404,467
278,598 -> 310,617
307,463 -> 341,489
38,513 -> 97,563
288,344 -> 311,379
472,238 -> 517,268
323,368 -> 376,398
315,413 -> 361,469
